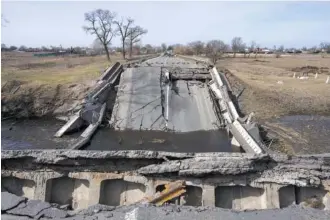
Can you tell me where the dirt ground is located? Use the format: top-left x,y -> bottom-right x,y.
217,55 -> 330,120
216,55 -> 330,154
1,52 -> 125,118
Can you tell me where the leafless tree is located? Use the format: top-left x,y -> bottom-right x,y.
189,41 -> 204,55
277,45 -> 285,52
127,26 -> 148,58
92,38 -> 105,55
231,37 -> 244,58
320,42 -> 330,52
114,18 -> 134,59
83,9 -> 117,61
18,45 -> 27,51
161,43 -> 167,52
248,41 -> 256,58
205,40 -> 228,65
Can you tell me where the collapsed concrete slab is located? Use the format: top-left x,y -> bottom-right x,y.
2,191 -> 330,220
109,66 -> 166,130
1,191 -> 27,211
2,150 -> 330,211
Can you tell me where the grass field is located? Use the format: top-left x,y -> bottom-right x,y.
1,52 -> 125,85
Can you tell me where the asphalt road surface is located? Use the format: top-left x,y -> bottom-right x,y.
110,56 -> 220,132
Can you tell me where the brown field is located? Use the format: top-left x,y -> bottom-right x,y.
0,52 -> 129,118
217,55 -> 330,121
216,55 -> 330,154
1,51 -> 125,85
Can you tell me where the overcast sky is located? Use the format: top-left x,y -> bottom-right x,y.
1,1 -> 330,48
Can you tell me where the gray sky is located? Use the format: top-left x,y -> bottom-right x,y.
2,1 -> 330,48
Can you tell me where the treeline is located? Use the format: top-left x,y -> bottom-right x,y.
1,44 -> 88,54
0,43 -> 163,57
168,38 -> 330,64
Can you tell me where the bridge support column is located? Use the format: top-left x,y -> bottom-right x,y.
33,172 -> 63,202
88,179 -> 102,206
202,185 -> 215,207
145,180 -> 156,197
34,176 -> 48,201
263,183 -> 280,209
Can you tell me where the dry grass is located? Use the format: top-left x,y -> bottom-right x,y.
217,55 -> 330,154
217,55 -> 330,121
1,52 -> 125,85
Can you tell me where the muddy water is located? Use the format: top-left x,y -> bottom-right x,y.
1,118 -> 80,150
85,129 -> 232,152
274,115 -> 330,154
1,118 -> 232,152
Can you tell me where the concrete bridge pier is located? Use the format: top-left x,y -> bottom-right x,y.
202,185 -> 216,207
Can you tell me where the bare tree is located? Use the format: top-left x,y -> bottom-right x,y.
83,9 -> 117,61
18,45 -> 27,51
320,42 -> 330,52
248,41 -> 256,58
161,43 -> 167,52
189,41 -> 204,55
205,40 -> 228,65
114,18 -> 134,59
231,37 -> 244,58
144,44 -> 154,54
92,38 -> 105,55
127,26 -> 148,58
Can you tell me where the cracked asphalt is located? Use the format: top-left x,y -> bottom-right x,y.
110,56 -> 220,132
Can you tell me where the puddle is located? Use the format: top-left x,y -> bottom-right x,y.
274,115 -> 330,154
1,118 -> 233,152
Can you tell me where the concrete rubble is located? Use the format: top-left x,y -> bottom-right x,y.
2,150 -> 330,187
2,192 -> 330,220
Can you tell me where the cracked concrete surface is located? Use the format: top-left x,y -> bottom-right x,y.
2,192 -> 330,220
110,66 -> 166,131
2,150 -> 330,187
110,56 -> 221,132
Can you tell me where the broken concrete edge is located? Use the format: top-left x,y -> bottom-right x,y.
3,149 -> 330,162
99,62 -> 121,81
178,55 -> 266,155
2,150 -> 330,184
3,192 -> 329,220
187,56 -> 267,154
54,61 -> 123,138
123,54 -> 161,68
208,66 -> 266,154
177,55 -> 212,66
70,103 -> 107,150
1,149 -> 260,161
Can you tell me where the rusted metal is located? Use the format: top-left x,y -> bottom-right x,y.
146,181 -> 186,206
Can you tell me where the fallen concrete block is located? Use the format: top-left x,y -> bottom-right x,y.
1,191 -> 26,212
54,112 -> 84,137
7,199 -> 51,218
36,207 -> 68,219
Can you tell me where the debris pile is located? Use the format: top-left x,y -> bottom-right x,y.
2,191 -> 330,220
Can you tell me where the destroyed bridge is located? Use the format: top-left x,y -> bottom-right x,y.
2,55 -> 330,217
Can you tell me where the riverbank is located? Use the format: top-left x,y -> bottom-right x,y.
1,52 -> 125,118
